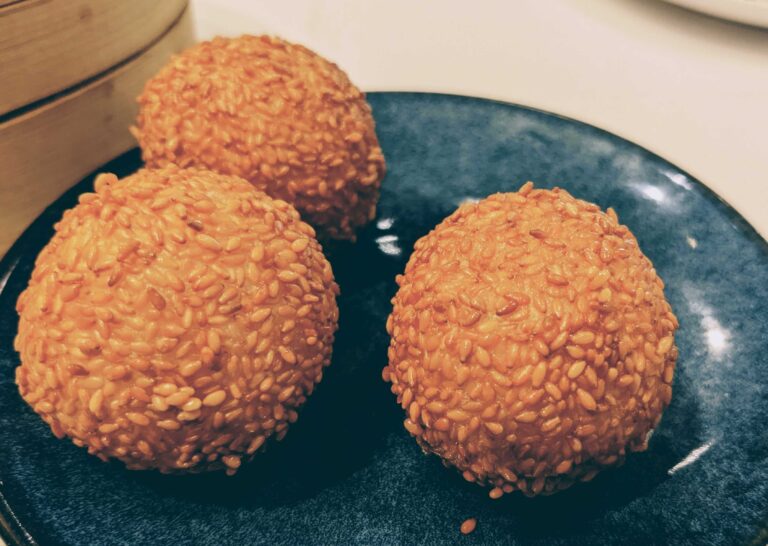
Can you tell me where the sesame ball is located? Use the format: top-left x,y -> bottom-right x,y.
383,183 -> 679,496
132,35 -> 386,241
14,167 -> 339,474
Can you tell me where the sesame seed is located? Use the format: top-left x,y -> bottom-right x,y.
277,271 -> 299,283
544,383 -> 562,401
278,346 -> 297,364
202,390 -> 227,407
515,411 -> 538,423
460,518 -> 477,535
250,308 -> 272,324
531,361 -> 547,387
291,238 -> 310,253
576,389 -> 598,411
126,413 -> 150,426
567,360 -> 587,379
207,330 -> 222,353
166,391 -> 192,407
197,234 -> 223,252
572,330 -> 596,345
657,336 -> 674,355
222,455 -> 241,470
88,390 -> 104,416
485,422 -> 504,435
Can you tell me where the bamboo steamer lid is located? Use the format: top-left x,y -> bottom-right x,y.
0,0 -> 188,115
0,5 -> 195,256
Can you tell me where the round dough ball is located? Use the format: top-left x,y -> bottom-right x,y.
15,167 -> 339,473
384,183 -> 678,496
132,35 -> 386,241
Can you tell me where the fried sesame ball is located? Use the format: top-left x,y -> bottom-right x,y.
383,183 -> 679,496
132,35 -> 386,241
14,167 -> 339,474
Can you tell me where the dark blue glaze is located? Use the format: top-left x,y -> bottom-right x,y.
1,93 -> 766,546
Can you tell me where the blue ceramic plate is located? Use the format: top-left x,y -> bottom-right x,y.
1,93 -> 767,546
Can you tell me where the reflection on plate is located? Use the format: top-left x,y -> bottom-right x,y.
1,93 -> 767,545
663,0 -> 768,28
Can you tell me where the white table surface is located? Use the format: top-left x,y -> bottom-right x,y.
193,0 -> 768,238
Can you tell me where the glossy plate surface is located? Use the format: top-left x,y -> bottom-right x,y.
1,93 -> 767,546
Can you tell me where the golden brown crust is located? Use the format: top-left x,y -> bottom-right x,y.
15,166 -> 339,473
132,35 -> 386,240
383,183 -> 678,496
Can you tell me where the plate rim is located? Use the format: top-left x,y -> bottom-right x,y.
661,0 -> 768,29
1,91 -> 766,546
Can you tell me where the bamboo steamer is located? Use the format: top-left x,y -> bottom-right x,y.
0,0 -> 188,115
0,3 -> 195,257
